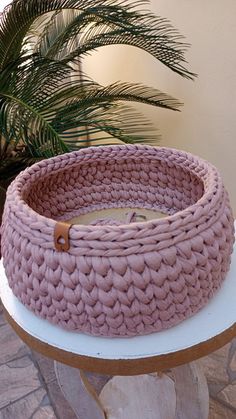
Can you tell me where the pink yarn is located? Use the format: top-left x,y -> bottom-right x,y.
1,145 -> 235,337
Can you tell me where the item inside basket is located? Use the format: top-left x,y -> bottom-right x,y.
66,207 -> 167,226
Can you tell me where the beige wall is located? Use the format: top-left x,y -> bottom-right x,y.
84,0 -> 236,214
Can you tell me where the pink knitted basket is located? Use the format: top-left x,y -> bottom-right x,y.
1,145 -> 235,337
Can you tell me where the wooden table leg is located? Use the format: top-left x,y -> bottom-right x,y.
172,363 -> 209,419
54,361 -> 110,419
54,362 -> 209,419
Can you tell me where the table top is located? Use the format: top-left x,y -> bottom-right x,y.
1,230 -> 236,375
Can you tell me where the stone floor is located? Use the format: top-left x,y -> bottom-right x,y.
0,300 -> 235,419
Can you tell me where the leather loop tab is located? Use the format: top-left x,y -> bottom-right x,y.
54,222 -> 72,252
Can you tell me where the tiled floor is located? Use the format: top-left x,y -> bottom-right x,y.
0,301 -> 235,418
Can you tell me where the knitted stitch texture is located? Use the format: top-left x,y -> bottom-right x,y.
1,145 -> 235,337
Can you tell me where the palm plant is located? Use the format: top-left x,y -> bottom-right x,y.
0,0 -> 195,190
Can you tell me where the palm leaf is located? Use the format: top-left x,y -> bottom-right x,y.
0,0 -> 195,167
0,55 -> 72,156
0,0 -> 195,79
30,3 -> 196,79
0,0 -> 148,69
32,10 -> 82,59
0,54 -> 165,157
51,94 -> 160,146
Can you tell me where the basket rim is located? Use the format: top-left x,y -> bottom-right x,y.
4,144 -> 226,256
9,145 -> 221,223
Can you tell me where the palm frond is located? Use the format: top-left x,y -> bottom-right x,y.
0,53 -> 164,158
35,3 -> 195,79
34,5 -> 145,59
63,23 -> 195,79
52,96 -> 160,147
33,10 -> 81,59
38,75 -> 182,111
0,0 -> 147,69
0,0 -> 195,169
76,81 -> 182,110
0,0 -> 195,79
0,55 -> 72,156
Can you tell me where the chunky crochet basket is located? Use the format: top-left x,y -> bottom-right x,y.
1,145 -> 235,337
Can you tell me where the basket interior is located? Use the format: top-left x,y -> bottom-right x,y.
24,156 -> 204,223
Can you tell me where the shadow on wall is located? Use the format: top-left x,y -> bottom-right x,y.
83,0 -> 236,215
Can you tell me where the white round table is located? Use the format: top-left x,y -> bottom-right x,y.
1,235 -> 236,418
